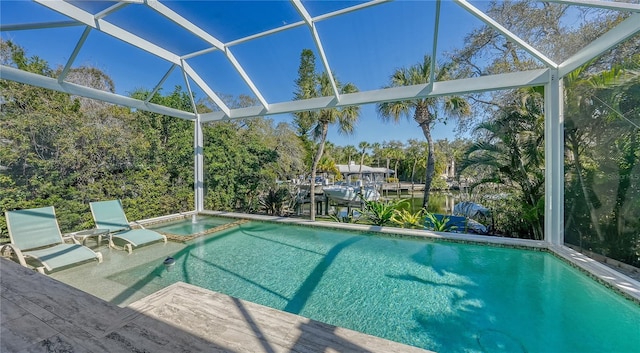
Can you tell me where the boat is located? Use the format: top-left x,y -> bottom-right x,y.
323,182 -> 380,203
322,162 -> 392,204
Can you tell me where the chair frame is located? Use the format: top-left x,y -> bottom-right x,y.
90,200 -> 167,254
2,207 -> 102,274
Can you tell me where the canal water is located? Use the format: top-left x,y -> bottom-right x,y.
383,190 -> 461,214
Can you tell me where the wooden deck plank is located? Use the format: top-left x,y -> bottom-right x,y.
1,258 -> 433,353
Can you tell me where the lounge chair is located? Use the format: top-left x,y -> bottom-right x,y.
89,200 -> 166,253
1,206 -> 103,274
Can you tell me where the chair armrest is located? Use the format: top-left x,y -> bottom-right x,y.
131,221 -> 146,229
0,244 -> 27,267
62,233 -> 82,245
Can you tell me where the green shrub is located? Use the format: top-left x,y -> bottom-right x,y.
424,212 -> 458,232
358,198 -> 407,226
392,208 -> 426,229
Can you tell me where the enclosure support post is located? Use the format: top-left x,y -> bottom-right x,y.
194,114 -> 204,213
544,69 -> 564,245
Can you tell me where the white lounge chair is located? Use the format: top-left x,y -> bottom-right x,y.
89,200 -> 166,254
2,206 -> 102,274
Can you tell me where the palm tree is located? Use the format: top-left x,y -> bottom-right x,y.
317,155 -> 340,180
342,145 -> 358,164
461,88 -> 545,239
377,55 -> 470,209
358,141 -> 370,177
371,142 -> 382,167
308,72 -> 360,221
406,139 -> 427,191
383,140 -> 404,195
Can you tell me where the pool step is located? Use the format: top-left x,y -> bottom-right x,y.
163,219 -> 249,243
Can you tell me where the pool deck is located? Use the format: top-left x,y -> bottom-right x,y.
0,258 -> 432,353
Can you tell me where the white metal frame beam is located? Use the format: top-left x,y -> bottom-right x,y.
454,0 -> 558,68
146,0 -> 270,110
292,0 -> 340,101
559,13 -> 640,76
0,20 -> 83,31
545,69 -> 564,245
33,0 -> 231,116
0,65 -> 196,120
200,69 -> 550,122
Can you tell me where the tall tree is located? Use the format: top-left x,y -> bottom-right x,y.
358,141 -> 371,177
406,139 -> 427,190
377,55 -> 471,209
292,49 -> 318,169
292,50 -> 360,221
342,145 -> 358,164
371,142 -> 382,167
307,72 -> 360,220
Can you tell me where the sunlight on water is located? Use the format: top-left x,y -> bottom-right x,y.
109,222 -> 640,353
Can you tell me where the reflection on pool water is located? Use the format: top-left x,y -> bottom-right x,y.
108,221 -> 640,353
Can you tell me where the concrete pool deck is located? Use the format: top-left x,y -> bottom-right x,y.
1,258 -> 431,353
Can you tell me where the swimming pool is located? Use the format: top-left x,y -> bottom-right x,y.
107,221 -> 640,353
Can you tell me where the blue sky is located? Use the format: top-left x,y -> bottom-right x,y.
1,1 -> 491,146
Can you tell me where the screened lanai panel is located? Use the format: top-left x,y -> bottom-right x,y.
0,1 -> 69,25
72,30 -> 186,97
67,1 -> 114,13
562,45 -> 640,267
313,1 -> 437,93
103,4 -> 213,57
436,1 -> 487,55
186,48 -> 260,107
0,2 -> 81,66
466,0 -> 632,65
1,25 -> 81,67
301,0 -> 368,17
162,0 -> 302,43
433,1 -> 552,79
229,26 -> 319,104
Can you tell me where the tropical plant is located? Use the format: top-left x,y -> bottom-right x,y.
358,141 -> 371,177
460,88 -> 545,239
405,139 -> 427,188
392,208 -> 426,229
317,155 -> 340,180
358,198 -> 407,226
342,145 -> 358,164
377,55 -> 471,209
424,212 -> 458,232
259,186 -> 294,217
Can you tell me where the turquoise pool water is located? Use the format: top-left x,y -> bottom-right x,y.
109,221 -> 640,352
148,215 -> 233,235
